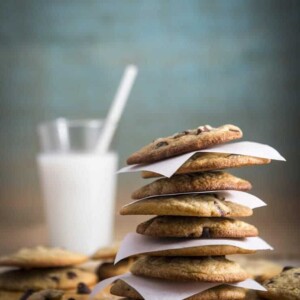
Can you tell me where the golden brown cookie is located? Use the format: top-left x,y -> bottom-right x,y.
130,256 -> 249,282
111,279 -> 247,299
0,267 -> 97,291
145,245 -> 255,257
235,259 -> 282,283
127,124 -> 242,165
96,258 -> 134,281
27,289 -> 64,300
142,153 -> 270,178
91,243 -> 120,260
136,216 -> 258,238
132,172 -> 252,199
121,193 -> 252,217
0,290 -> 24,300
259,267 -> 300,300
0,246 -> 87,268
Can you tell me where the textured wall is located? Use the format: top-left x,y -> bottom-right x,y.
0,0 -> 299,255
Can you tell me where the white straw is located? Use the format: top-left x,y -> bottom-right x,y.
96,65 -> 138,153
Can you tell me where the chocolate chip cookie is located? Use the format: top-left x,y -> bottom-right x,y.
0,246 -> 87,268
132,171 -> 252,199
142,153 -> 270,178
130,256 -> 249,282
236,258 -> 282,283
144,245 -> 255,257
259,267 -> 300,300
136,216 -> 258,238
127,124 -> 242,165
96,258 -> 134,281
91,243 -> 120,260
111,279 -> 247,299
121,193 -> 253,217
0,267 -> 97,291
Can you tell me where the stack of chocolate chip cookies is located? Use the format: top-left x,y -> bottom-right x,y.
0,246 -> 98,300
111,124 -> 272,299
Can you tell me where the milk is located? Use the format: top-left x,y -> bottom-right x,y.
37,152 -> 117,255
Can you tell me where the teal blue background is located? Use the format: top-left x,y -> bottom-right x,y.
0,0 -> 299,255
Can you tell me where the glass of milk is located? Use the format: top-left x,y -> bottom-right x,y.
37,119 -> 118,255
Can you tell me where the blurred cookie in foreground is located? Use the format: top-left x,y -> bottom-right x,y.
127,124 -> 242,165
236,258 -> 282,283
0,246 -> 87,268
111,279 -> 247,299
14,283 -> 118,300
96,258 -> 135,281
0,267 -> 97,291
91,243 -> 120,261
259,266 -> 300,300
142,153 -> 270,178
132,171 -> 252,199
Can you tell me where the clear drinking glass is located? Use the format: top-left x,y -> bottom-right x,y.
37,119 -> 118,255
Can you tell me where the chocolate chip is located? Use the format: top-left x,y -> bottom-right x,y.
155,141 -> 168,148
67,271 -> 77,279
77,282 -> 91,294
49,275 -> 60,283
201,227 -> 211,238
68,298 -> 76,300
282,266 -> 294,272
214,201 -> 226,216
294,272 -> 300,276
266,280 -> 274,285
20,289 -> 34,300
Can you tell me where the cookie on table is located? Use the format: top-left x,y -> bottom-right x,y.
127,124 -> 243,165
0,246 -> 87,268
132,171 -> 252,199
144,244 -> 255,257
236,259 -> 282,283
131,256 -> 249,283
111,279 -> 247,300
91,243 -> 120,260
142,153 -> 271,178
15,284 -> 116,300
121,193 -> 253,217
96,258 -> 134,281
259,266 -> 300,300
136,216 -> 258,238
0,267 -> 97,291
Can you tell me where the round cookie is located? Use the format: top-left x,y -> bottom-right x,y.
91,243 -> 120,260
131,171 -> 252,199
0,290 -> 24,300
96,258 -> 134,281
0,267 -> 97,291
127,124 -> 242,165
121,193 -> 253,217
142,153 -> 270,178
236,259 -> 282,283
111,279 -> 247,300
130,256 -> 249,282
136,216 -> 258,238
0,246 -> 87,268
145,245 -> 255,257
259,267 -> 300,300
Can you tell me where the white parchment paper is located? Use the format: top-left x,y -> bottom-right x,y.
90,273 -> 266,300
115,233 -> 273,263
123,190 -> 266,209
118,141 -> 285,178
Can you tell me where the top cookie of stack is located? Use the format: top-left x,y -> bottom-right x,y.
112,124 -> 271,299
